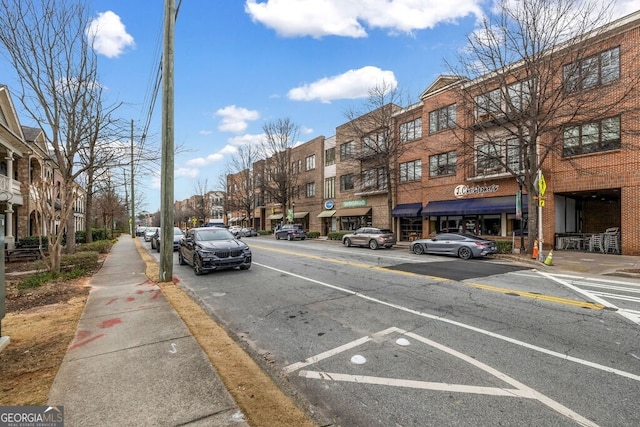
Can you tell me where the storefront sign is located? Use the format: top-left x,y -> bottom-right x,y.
343,199 -> 367,208
324,199 -> 335,209
454,184 -> 499,198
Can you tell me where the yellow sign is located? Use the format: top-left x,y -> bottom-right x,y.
538,173 -> 547,197
191,217 -> 197,225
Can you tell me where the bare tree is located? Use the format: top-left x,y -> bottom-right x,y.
445,0 -> 640,252
226,144 -> 262,225
0,0 -> 122,270
342,81 -> 409,228
260,118 -> 299,219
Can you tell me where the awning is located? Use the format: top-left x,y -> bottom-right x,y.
228,217 -> 237,222
293,211 -> 309,219
267,214 -> 283,220
392,203 -> 423,217
422,195 -> 528,216
317,210 -> 336,218
334,207 -> 372,217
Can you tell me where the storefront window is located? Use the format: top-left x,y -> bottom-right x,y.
399,217 -> 423,240
340,215 -> 372,231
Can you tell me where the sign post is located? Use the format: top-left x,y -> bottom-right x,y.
0,214 -> 9,352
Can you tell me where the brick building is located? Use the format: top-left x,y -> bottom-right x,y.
228,10 -> 640,254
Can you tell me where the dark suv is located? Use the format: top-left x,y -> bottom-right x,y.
274,224 -> 306,240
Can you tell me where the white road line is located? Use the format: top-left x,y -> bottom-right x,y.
298,371 -> 532,397
539,271 -> 640,326
256,262 -> 640,382
291,327 -> 599,427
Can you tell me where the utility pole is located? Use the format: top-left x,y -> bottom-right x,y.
130,119 -> 135,238
160,0 -> 175,282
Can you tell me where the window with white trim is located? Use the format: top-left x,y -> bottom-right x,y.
400,117 -> 422,142
400,160 -> 422,182
429,105 -> 456,133
429,151 -> 456,177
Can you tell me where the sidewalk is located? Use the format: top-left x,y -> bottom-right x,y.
48,236 -> 249,427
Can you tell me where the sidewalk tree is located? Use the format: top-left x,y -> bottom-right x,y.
259,118 -> 299,221
342,81 -> 408,229
226,144 -> 261,226
0,0 -> 123,270
446,0 -> 640,252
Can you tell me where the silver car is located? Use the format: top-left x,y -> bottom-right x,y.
410,233 -> 498,260
342,227 -> 396,250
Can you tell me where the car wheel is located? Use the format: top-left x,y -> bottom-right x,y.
369,240 -> 379,250
240,264 -> 251,270
156,244 -> 160,253
287,234 -> 293,241
276,234 -> 280,240
458,246 -> 473,260
178,250 -> 186,265
343,238 -> 351,247
193,255 -> 204,275
413,244 -> 425,255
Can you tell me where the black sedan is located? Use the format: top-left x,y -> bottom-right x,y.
178,227 -> 251,275
410,233 -> 498,260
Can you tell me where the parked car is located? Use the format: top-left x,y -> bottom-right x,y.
178,227 -> 251,275
410,233 -> 498,260
342,227 -> 396,250
135,226 -> 147,237
144,227 -> 159,242
151,227 -> 184,252
275,224 -> 306,240
228,225 -> 242,236
239,227 -> 258,237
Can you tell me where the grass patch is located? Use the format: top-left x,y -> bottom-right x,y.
17,267 -> 90,291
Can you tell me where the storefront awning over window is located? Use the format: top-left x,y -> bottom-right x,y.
392,203 -> 423,217
334,207 -> 371,217
422,195 -> 528,216
293,211 -> 309,219
267,214 -> 283,220
317,210 -> 336,218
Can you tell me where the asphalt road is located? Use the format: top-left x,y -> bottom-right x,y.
153,237 -> 640,427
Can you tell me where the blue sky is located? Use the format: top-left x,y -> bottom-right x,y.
3,0 -> 639,214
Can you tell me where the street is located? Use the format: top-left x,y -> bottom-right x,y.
152,237 -> 640,427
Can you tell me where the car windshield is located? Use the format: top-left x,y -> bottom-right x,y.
195,229 -> 235,241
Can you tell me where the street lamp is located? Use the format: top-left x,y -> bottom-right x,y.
291,201 -> 295,224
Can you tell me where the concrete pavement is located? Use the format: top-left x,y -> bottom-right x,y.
48,236 -> 249,427
47,235 -> 638,427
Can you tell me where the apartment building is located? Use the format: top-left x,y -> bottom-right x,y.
0,85 -> 85,248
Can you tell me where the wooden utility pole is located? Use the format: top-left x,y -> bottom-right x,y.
160,0 -> 175,282
130,119 -> 135,238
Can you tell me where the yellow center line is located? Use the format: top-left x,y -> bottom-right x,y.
463,282 -> 604,309
250,243 -> 604,310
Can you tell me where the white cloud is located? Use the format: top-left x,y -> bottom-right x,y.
288,66 -> 397,103
175,168 -> 200,178
86,11 -> 135,58
199,130 -> 213,135
186,153 -> 225,167
245,0 -> 484,38
215,105 -> 260,133
300,126 -> 314,134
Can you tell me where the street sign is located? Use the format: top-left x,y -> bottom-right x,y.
538,173 -> 547,197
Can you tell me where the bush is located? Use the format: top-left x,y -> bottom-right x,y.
17,235 -> 48,248
77,240 -> 113,254
258,230 -> 273,236
495,239 -> 513,253
327,232 -> 348,241
92,228 -> 108,241
306,231 -> 320,239
75,230 -> 86,243
61,250 -> 100,269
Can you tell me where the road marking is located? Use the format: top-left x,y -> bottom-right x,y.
465,282 -> 604,309
540,271 -> 640,326
252,244 -> 603,308
287,327 -> 599,427
256,262 -> 640,382
251,243 -> 449,281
